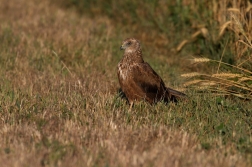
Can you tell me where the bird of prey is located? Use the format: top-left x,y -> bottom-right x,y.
117,38 -> 185,108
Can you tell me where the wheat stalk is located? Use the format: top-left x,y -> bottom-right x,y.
183,79 -> 203,87
181,72 -> 202,78
190,58 -> 211,63
210,60 -> 252,75
219,21 -> 232,38
182,8 -> 252,100
238,77 -> 252,82
176,40 -> 188,52
209,76 -> 252,91
230,12 -> 245,35
200,81 -> 217,86
230,12 -> 252,47
211,73 -> 242,78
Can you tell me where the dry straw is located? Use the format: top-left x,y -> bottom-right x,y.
230,12 -> 245,35
178,6 -> 252,100
238,77 -> 252,82
183,79 -> 203,87
199,81 -> 217,86
219,21 -> 232,38
183,55 -> 252,99
190,58 -> 211,63
176,28 -> 209,52
181,72 -> 202,78
211,73 -> 242,78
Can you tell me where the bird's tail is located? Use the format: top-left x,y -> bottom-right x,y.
165,87 -> 186,102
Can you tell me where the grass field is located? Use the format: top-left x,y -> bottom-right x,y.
0,0 -> 251,166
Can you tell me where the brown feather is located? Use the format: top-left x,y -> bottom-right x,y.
117,38 -> 186,105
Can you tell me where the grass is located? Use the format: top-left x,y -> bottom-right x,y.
0,0 -> 251,166
182,10 -> 252,100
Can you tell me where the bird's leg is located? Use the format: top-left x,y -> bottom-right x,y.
129,101 -> 134,111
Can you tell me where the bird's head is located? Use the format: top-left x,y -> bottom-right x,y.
120,38 -> 141,54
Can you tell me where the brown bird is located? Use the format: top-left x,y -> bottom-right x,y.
117,38 -> 185,108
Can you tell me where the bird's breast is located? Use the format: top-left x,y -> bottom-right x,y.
117,63 -> 132,81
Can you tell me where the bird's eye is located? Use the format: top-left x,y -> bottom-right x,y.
127,41 -> 131,45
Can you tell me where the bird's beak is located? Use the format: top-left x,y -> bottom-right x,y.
120,45 -> 124,50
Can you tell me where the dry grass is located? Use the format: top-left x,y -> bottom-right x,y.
182,5 -> 252,99
0,0 -> 251,167
1,123 -> 249,167
183,41 -> 252,99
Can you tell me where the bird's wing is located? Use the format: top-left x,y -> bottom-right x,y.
131,62 -> 186,102
131,62 -> 165,94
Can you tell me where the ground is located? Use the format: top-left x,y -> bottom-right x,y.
0,0 -> 251,166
